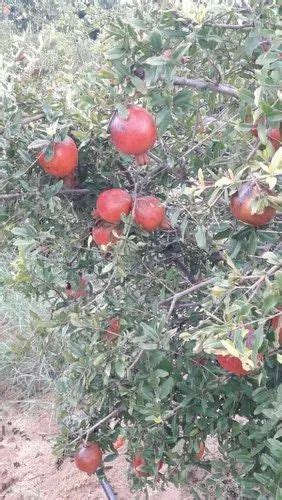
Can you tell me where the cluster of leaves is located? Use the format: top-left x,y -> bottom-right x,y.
0,0 -> 281,497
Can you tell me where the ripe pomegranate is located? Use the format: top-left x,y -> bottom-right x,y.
216,354 -> 248,376
103,316 -> 121,342
92,224 -> 122,247
271,308 -> 282,345
74,443 -> 102,473
132,455 -> 163,477
195,442 -> 205,460
230,182 -> 276,226
267,128 -> 281,151
113,436 -> 126,450
134,196 -> 165,232
96,188 -> 132,224
110,106 -> 157,159
38,137 -> 78,178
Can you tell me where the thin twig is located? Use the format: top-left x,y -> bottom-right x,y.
72,405 -> 125,445
173,77 -> 238,99
0,113 -> 45,135
0,187 -> 90,201
160,278 -> 215,320
204,22 -> 254,29
248,265 -> 281,302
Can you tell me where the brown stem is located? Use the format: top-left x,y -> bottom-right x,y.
0,113 -> 45,135
173,77 -> 238,98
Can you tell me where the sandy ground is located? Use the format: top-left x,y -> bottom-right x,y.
1,390 -> 208,500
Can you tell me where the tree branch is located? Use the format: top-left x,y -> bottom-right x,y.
0,113 -> 45,135
173,77 -> 238,99
204,22 -> 254,29
0,188 -> 90,201
72,405 -> 125,444
159,278 -> 215,320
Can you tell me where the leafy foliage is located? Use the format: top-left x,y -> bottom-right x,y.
0,0 -> 281,497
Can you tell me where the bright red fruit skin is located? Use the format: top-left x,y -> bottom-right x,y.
104,316 -> 121,342
132,455 -> 163,477
216,354 -> 248,376
96,188 -> 132,224
267,128 -> 281,151
230,182 -> 276,227
74,443 -> 102,473
110,106 -> 157,155
134,196 -> 165,232
92,224 -> 122,247
38,137 -> 78,177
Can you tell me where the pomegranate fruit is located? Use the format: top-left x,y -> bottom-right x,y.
113,436 -> 126,450
230,182 -> 276,226
134,196 -> 165,232
92,224 -> 122,247
195,442 -> 205,460
267,128 -> 281,151
271,308 -> 282,345
96,188 -> 132,224
132,455 -> 163,477
103,316 -> 121,342
216,354 -> 248,376
38,137 -> 78,178
74,443 -> 102,473
110,106 -> 157,157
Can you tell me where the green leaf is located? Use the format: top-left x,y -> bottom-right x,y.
115,360 -> 125,378
150,31 -> 163,52
156,108 -> 171,135
106,47 -> 125,60
130,76 -> 147,95
195,225 -> 206,249
144,56 -> 167,66
116,104 -> 129,119
158,376 -> 174,399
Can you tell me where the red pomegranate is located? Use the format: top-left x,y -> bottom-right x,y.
103,316 -> 121,342
267,128 -> 281,151
271,308 -> 282,345
38,137 -> 78,177
230,182 -> 276,227
134,196 -> 165,232
195,442 -> 205,460
96,188 -> 132,224
216,354 -> 248,376
92,224 -> 122,247
110,106 -> 157,157
132,455 -> 163,477
74,443 -> 102,473
113,436 -> 126,450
